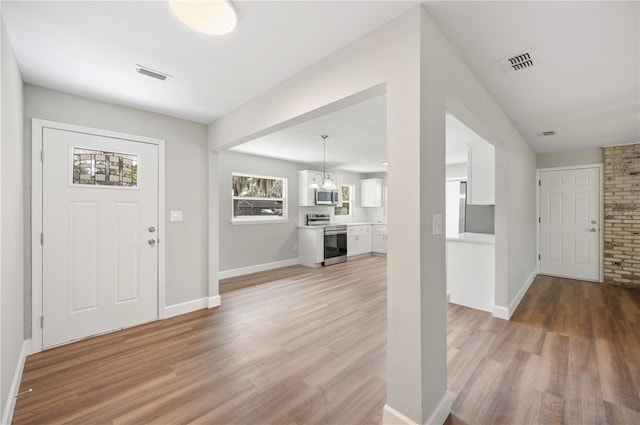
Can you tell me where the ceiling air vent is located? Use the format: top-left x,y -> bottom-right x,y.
536,130 -> 556,137
136,65 -> 171,81
499,48 -> 536,73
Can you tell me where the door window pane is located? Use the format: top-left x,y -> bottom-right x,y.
73,147 -> 137,187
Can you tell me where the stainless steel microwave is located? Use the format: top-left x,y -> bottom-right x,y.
315,189 -> 339,205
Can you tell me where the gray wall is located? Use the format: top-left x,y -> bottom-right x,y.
1,17 -> 25,417
536,147 -> 602,169
218,151 -> 302,271
23,85 -> 209,329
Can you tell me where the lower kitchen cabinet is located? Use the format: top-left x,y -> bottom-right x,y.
347,225 -> 371,257
372,224 -> 387,254
298,227 -> 324,267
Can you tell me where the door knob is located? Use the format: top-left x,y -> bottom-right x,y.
590,220 -> 597,225
148,226 -> 156,233
148,239 -> 157,246
590,228 -> 597,232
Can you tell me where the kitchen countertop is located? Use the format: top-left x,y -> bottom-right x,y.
446,232 -> 495,245
298,222 -> 386,229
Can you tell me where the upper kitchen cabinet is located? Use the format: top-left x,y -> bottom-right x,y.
298,170 -> 343,207
360,178 -> 383,207
467,142 -> 495,205
298,170 -> 319,207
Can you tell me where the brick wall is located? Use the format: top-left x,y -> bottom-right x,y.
603,143 -> 640,287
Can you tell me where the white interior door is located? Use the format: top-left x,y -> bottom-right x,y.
539,167 -> 600,281
42,127 -> 159,348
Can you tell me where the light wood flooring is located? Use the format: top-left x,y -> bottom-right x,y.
13,257 -> 640,424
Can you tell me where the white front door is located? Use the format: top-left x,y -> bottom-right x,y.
539,167 -> 600,281
42,127 -> 159,348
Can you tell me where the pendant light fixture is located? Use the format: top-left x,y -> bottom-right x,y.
309,135 -> 337,190
170,0 -> 237,35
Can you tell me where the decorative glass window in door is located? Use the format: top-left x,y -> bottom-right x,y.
73,147 -> 138,187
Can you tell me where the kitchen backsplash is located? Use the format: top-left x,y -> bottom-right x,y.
298,205 -> 386,225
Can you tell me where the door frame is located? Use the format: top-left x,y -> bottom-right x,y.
536,163 -> 603,282
31,119 -> 166,352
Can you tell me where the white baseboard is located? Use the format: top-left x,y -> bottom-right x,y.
382,393 -> 451,425
492,305 -> 510,320
508,270 -> 537,316
163,295 -> 223,319
208,295 -> 221,308
163,298 -> 207,319
218,258 -> 300,280
493,270 -> 537,320
383,404 -> 418,425
425,393 -> 452,425
2,339 -> 32,425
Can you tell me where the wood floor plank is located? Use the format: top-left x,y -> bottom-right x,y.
13,261 -> 640,425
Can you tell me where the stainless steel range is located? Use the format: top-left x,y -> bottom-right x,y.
306,214 -> 347,266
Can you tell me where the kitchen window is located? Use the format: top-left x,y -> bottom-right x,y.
334,184 -> 354,217
232,173 -> 287,223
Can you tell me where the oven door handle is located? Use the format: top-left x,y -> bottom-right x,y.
325,230 -> 347,236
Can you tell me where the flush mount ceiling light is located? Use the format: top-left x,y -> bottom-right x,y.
170,0 -> 237,35
309,135 -> 337,191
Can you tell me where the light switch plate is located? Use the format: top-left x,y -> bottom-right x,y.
170,210 -> 183,222
432,213 -> 442,235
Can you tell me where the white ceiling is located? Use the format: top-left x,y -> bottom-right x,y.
1,0 -> 417,124
2,1 -> 638,168
423,1 -> 639,153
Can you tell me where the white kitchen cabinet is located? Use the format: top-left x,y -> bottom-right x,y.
298,170 -> 344,206
298,170 -> 320,207
467,143 -> 495,205
298,227 -> 324,267
347,225 -> 371,257
360,178 -> 383,207
446,236 -> 495,312
372,224 -> 387,254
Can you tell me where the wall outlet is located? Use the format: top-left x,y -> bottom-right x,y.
432,213 -> 442,235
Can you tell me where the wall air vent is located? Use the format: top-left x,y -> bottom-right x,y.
136,65 -> 171,81
536,130 -> 556,137
499,48 -> 537,73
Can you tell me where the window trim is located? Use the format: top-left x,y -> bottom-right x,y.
231,172 -> 288,224
334,184 -> 355,219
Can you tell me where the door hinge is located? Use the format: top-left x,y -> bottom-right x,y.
40,232 -> 43,245
538,217 -> 541,223
40,316 -> 44,328
40,150 -> 44,163
538,254 -> 541,261
538,179 -> 541,186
